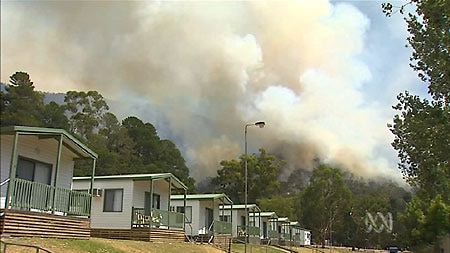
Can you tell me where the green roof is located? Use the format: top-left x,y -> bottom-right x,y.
74,173 -> 187,190
171,193 -> 233,204
277,217 -> 290,222
250,211 -> 277,218
221,204 -> 261,211
1,125 -> 97,159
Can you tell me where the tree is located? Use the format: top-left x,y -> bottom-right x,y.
213,149 -> 283,203
384,0 -> 450,247
42,101 -> 69,130
257,195 -> 295,220
297,164 -> 352,246
64,90 -> 109,138
122,116 -> 195,190
1,72 -> 45,127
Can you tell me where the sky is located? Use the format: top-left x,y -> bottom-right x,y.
1,0 -> 427,184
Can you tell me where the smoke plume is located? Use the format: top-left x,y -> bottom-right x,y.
1,1 -> 404,182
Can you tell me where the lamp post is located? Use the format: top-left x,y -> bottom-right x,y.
244,121 -> 265,253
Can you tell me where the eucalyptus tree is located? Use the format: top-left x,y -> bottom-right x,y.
213,149 -> 283,203
297,164 -> 352,246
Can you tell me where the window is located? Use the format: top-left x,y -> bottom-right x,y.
103,189 -> 123,212
176,206 -> 192,223
152,194 -> 160,209
241,216 -> 246,226
16,157 -> 52,185
219,215 -> 231,222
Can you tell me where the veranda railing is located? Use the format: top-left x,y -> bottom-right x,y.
268,230 -> 279,239
237,225 -> 260,236
132,207 -> 185,229
8,178 -> 91,216
213,220 -> 232,234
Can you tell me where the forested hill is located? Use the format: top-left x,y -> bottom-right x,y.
0,73 -> 196,191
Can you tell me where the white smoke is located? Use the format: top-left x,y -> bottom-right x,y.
1,1 -> 411,182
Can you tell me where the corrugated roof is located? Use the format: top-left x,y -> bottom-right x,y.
220,204 -> 261,211
171,193 -> 233,204
1,125 -> 97,159
250,211 -> 277,218
277,217 -> 290,222
73,173 -> 187,190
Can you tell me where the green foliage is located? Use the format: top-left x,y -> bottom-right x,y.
296,164 -> 352,246
1,72 -> 195,190
1,72 -> 45,127
389,92 -> 450,201
122,116 -> 195,191
213,148 -> 283,203
384,0 -> 450,247
257,195 -> 294,220
64,90 -> 109,138
42,101 -> 70,130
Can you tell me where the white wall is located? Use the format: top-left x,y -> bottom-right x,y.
73,178 -> 172,230
73,179 -> 134,229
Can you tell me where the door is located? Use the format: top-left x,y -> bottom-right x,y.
205,207 -> 214,232
16,158 -> 52,184
263,221 -> 267,238
15,158 -> 53,209
144,192 -> 161,215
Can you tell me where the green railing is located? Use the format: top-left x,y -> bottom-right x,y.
213,220 -> 232,234
132,207 -> 184,229
237,225 -> 260,236
9,178 -> 91,216
268,230 -> 279,238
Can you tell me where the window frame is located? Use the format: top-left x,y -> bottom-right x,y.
176,206 -> 192,223
103,188 -> 124,212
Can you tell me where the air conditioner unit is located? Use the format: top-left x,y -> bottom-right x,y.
92,188 -> 103,197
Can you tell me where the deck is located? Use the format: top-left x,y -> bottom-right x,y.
91,227 -> 186,242
0,209 -> 90,239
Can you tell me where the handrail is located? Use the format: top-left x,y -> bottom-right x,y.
0,178 -> 10,187
1,239 -> 54,253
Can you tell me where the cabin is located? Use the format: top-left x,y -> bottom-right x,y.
288,222 -> 311,246
0,126 -> 97,239
277,217 -> 291,245
170,193 -> 233,243
72,173 -> 188,242
220,204 -> 261,244
250,211 -> 278,244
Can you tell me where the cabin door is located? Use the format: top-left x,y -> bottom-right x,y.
205,207 -> 214,232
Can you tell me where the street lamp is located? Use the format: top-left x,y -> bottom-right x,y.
244,121 -> 265,253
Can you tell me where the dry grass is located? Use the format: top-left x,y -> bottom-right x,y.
0,237 -> 225,253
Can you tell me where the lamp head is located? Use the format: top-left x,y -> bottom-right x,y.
255,121 -> 265,128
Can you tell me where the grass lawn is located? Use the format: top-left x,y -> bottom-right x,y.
0,237 -> 225,253
1,237 -> 374,253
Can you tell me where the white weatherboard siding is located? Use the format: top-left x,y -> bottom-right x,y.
73,179 -> 134,229
73,178 -> 172,229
